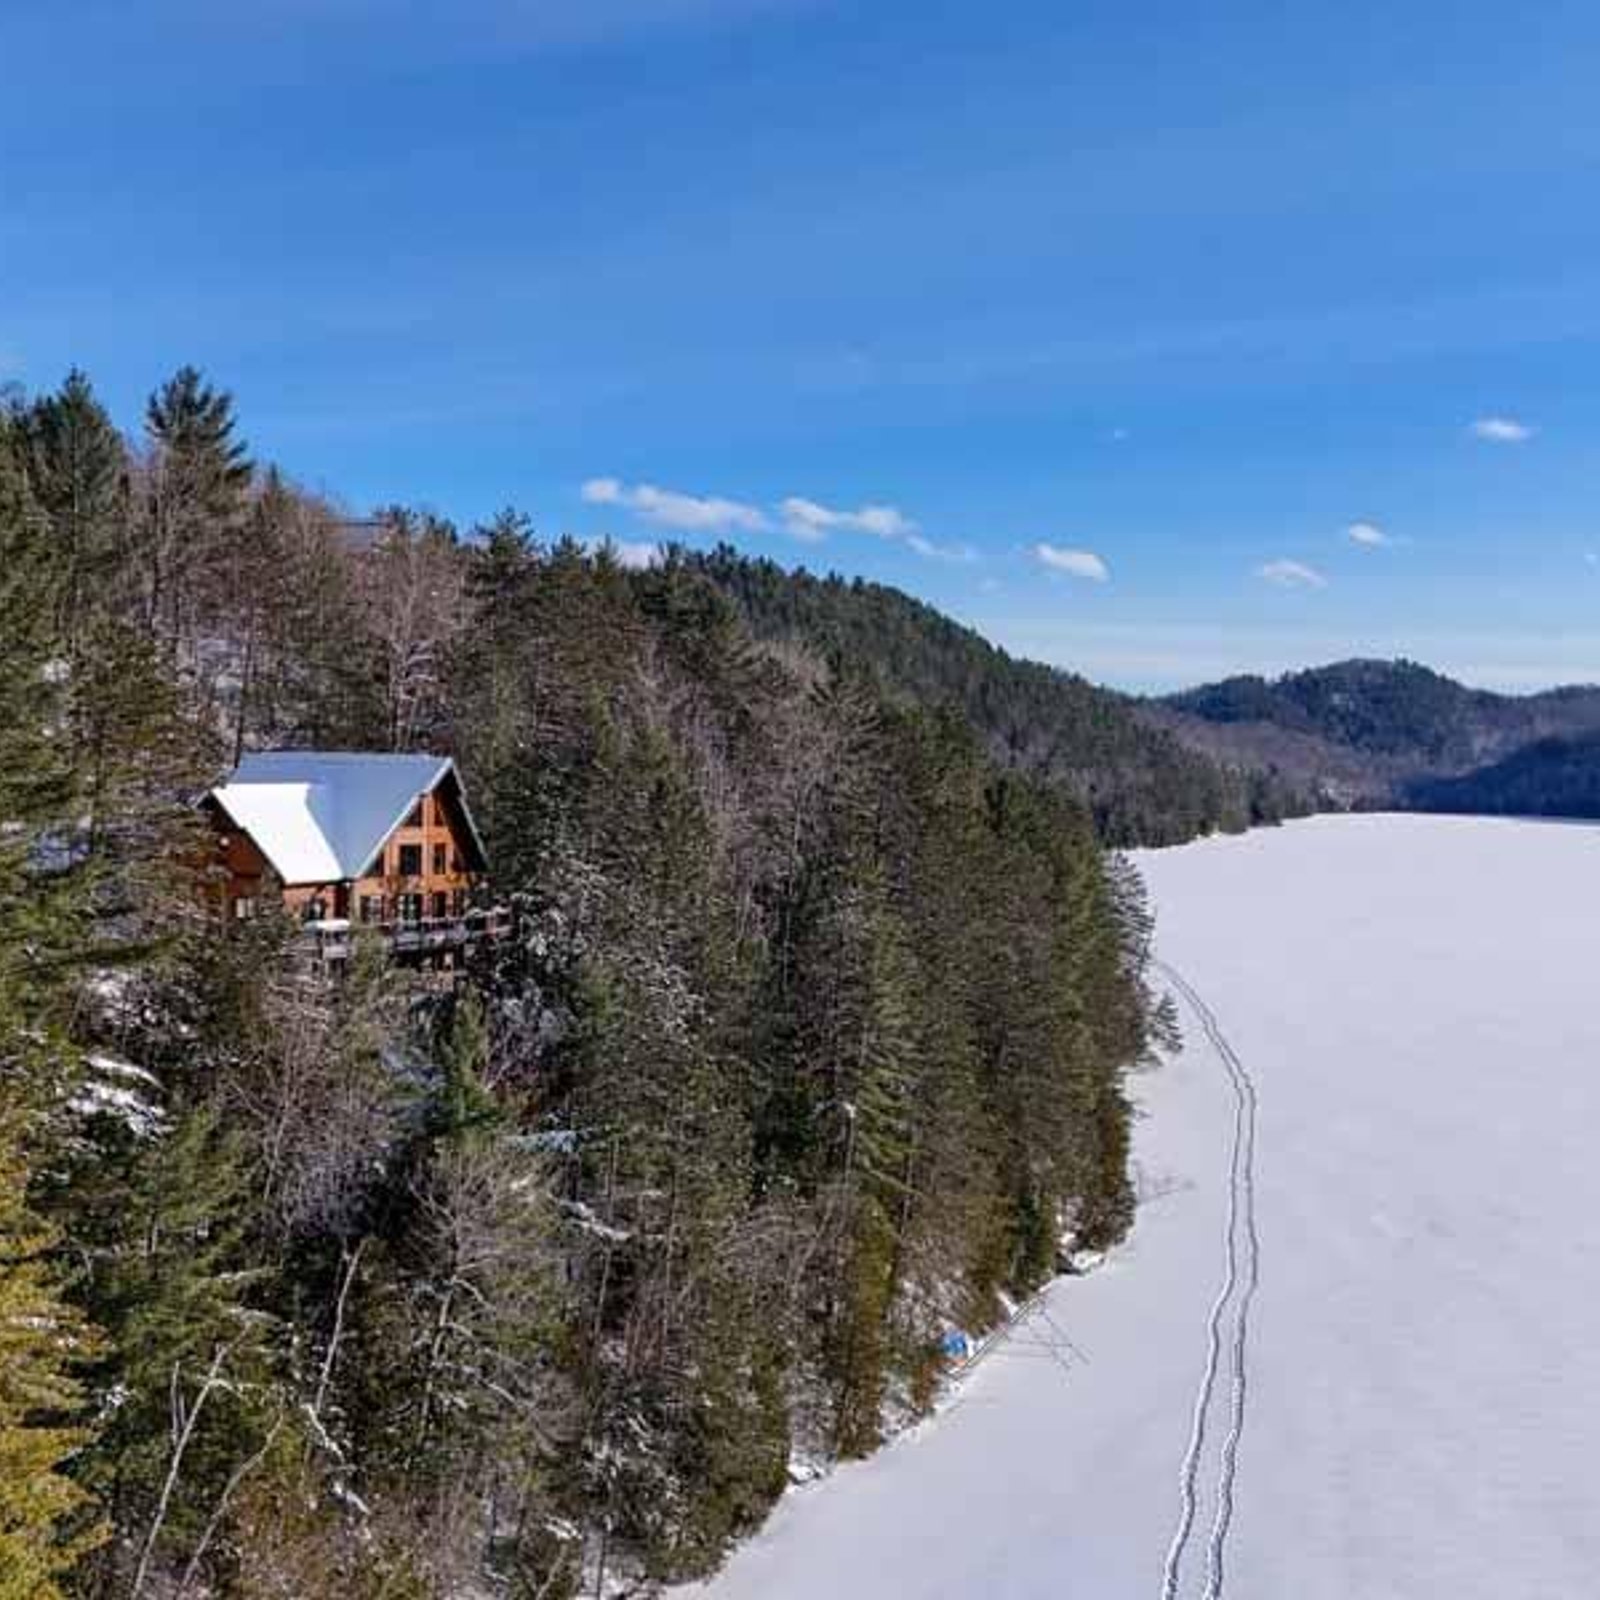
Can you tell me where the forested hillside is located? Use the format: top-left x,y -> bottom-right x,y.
1164,659 -> 1501,760
1404,730 -> 1600,817
690,547 -> 1307,846
0,368 -> 1174,1597
1155,659 -> 1600,809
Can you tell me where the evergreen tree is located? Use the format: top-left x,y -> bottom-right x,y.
140,364 -> 252,647
144,365 -> 251,509
0,422 -> 91,1046
19,369 -> 126,653
0,407 -> 107,1598
431,987 -> 500,1141
77,1110 -> 280,1592
0,1119 -> 105,1600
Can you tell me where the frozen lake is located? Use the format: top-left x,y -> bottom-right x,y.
687,814 -> 1600,1598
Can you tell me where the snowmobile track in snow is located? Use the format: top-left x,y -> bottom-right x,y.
1154,960 -> 1261,1600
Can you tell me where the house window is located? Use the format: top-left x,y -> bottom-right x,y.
432,843 -> 447,875
398,843 -> 423,877
452,888 -> 466,916
232,896 -> 257,921
359,895 -> 381,924
431,890 -> 448,920
304,898 -> 328,923
399,893 -> 423,925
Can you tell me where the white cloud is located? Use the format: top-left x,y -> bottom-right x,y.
778,496 -> 918,542
582,477 -> 977,563
1258,558 -> 1328,589
1033,543 -> 1110,582
1470,416 -> 1535,444
1347,521 -> 1388,547
905,533 -> 977,562
581,476 -> 768,533
773,498 -> 833,542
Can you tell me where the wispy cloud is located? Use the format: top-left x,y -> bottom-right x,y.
906,533 -> 977,563
585,478 -> 971,560
1470,416 -> 1535,444
1258,558 -> 1328,589
781,497 -> 971,560
1033,543 -> 1110,582
1346,521 -> 1389,547
778,496 -> 917,542
581,477 -> 768,533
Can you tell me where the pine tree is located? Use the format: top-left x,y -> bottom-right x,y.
431,987 -> 500,1142
140,364 -> 252,647
452,510 -> 541,854
19,369 -> 127,653
0,417 -> 107,1596
0,425 -> 91,1040
0,1119 -> 106,1600
144,365 -> 251,508
79,1109 -> 280,1592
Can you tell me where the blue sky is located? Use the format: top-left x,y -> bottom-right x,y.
6,0 -> 1600,691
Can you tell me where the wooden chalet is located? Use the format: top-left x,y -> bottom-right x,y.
203,751 -> 508,967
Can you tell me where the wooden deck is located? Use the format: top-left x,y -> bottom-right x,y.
301,905 -> 512,966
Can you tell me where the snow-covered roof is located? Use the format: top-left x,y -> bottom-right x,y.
208,751 -> 485,886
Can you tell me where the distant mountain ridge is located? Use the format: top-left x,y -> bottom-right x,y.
1148,659 -> 1600,814
690,550 -> 1600,831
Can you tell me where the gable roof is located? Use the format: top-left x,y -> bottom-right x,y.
209,751 -> 487,886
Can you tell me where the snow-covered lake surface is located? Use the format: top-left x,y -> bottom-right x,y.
686,815 -> 1600,1598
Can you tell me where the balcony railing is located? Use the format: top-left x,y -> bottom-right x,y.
302,905 -> 512,963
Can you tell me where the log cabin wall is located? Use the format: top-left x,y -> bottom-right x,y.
207,801 -> 278,923
276,787 -> 482,925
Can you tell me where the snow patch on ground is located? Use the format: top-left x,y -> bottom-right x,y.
71,1052 -> 165,1137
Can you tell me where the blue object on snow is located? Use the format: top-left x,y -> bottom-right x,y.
941,1329 -> 973,1360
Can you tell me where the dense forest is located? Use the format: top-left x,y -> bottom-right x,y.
0,368 -> 1177,1597
689,548 -> 1308,846
1404,729 -> 1600,817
